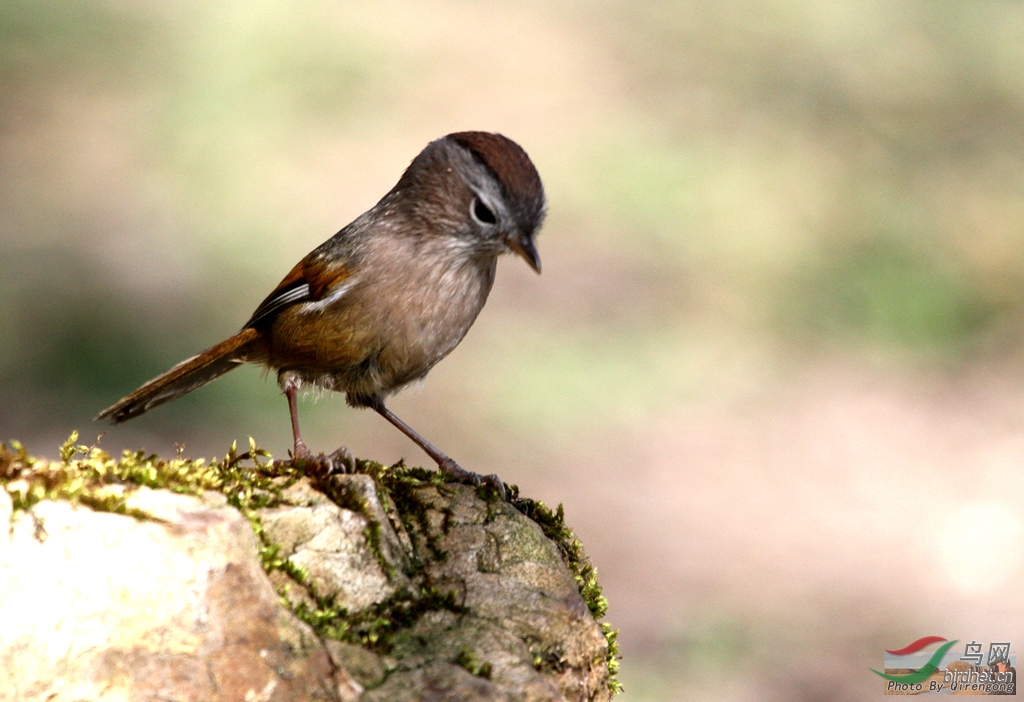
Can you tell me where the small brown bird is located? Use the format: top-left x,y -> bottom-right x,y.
97,132 -> 546,495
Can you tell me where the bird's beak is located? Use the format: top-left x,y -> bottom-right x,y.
507,235 -> 541,274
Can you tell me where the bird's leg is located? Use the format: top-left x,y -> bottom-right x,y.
371,400 -> 506,499
285,380 -> 354,473
284,381 -> 312,461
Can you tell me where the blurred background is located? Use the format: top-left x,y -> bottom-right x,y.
3,0 -> 1024,699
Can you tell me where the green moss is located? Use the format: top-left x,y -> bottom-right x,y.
602,623 -> 622,694
291,584 -> 465,651
454,647 -> 493,679
0,433 -> 297,519
528,638 -> 568,674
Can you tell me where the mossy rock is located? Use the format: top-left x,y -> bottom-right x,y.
0,435 -> 619,701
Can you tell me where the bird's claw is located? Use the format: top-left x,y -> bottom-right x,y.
289,443 -> 354,477
327,446 -> 356,474
292,439 -> 313,462
438,458 -> 507,500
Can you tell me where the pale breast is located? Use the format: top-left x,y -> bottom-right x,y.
367,240 -> 497,392
266,235 -> 497,403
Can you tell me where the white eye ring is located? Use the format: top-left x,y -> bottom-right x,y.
471,197 -> 497,226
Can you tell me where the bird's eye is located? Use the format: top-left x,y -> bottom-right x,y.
472,198 -> 497,225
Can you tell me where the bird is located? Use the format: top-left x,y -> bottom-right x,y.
96,131 -> 546,497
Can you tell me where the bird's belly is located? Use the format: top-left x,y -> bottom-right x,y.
372,266 -> 494,388
265,262 -> 493,399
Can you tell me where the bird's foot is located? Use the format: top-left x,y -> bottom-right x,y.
292,439 -> 314,462
289,441 -> 354,476
437,458 -> 506,500
326,445 -> 356,474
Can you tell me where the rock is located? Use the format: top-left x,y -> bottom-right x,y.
364,479 -> 612,702
0,445 -> 617,701
324,640 -> 387,689
0,487 -> 338,702
258,476 -> 408,612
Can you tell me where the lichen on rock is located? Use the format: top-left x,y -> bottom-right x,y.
0,434 -> 620,701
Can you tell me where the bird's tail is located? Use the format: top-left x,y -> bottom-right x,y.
96,328 -> 260,424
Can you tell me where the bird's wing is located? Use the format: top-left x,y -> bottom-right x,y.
243,256 -> 354,329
